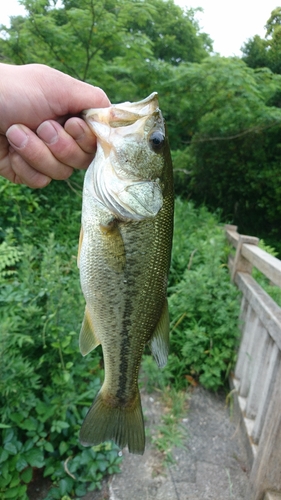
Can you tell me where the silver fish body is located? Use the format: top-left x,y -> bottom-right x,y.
78,93 -> 174,454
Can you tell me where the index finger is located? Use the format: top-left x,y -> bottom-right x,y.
64,117 -> 97,156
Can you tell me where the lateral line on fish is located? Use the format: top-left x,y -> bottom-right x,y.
116,271 -> 135,404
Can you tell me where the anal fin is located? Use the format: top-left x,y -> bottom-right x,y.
79,306 -> 101,356
149,299 -> 170,369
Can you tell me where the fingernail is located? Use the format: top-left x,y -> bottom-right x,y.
6,125 -> 28,149
37,122 -> 58,145
66,120 -> 86,140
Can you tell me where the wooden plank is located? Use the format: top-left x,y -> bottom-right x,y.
242,244 -> 281,288
230,375 -> 257,468
238,295 -> 247,330
239,314 -> 260,398
264,492 -> 281,500
231,235 -> 259,281
235,272 -> 281,351
249,360 -> 281,500
225,226 -> 239,248
235,303 -> 255,380
245,326 -> 271,419
251,342 -> 280,444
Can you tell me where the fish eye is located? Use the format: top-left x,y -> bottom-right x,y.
149,131 -> 165,153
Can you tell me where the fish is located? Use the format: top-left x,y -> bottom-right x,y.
77,92 -> 174,455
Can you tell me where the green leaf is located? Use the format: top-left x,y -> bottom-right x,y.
98,460 -> 108,472
22,439 -> 35,452
75,484 -> 87,497
25,448 -> 44,468
16,455 -> 28,472
58,478 -> 70,496
10,473 -> 20,488
44,441 -> 54,453
3,429 -> 15,444
21,418 -> 37,431
9,413 -> 23,425
21,467 -> 33,484
51,420 -> 70,433
43,464 -> 55,477
36,402 -> 57,422
0,448 -> 9,463
47,487 -> 61,499
59,441 -> 69,456
4,442 -> 17,455
3,485 -> 26,499
0,474 -> 12,488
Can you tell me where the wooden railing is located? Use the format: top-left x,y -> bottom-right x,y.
225,225 -> 281,500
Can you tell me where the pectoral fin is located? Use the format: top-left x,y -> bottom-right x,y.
100,219 -> 126,272
77,227 -> 83,269
79,306 -> 101,356
149,299 -> 170,369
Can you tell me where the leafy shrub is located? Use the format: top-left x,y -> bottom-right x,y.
166,199 -> 241,391
0,178 -> 122,499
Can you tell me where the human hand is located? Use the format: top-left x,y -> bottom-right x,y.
0,63 -> 110,188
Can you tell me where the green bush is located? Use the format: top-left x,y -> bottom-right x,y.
0,178 -> 122,499
166,199 -> 241,391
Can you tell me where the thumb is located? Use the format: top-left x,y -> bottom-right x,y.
51,73 -> 111,116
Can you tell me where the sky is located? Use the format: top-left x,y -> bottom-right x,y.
0,0 -> 280,57
175,0 -> 280,56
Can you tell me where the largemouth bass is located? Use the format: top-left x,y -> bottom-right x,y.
78,92 -> 174,455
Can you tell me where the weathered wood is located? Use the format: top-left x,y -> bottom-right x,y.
230,375 -> 256,468
241,244 -> 281,288
251,343 -> 280,445
239,314 -> 260,398
225,225 -> 239,249
250,360 -> 281,500
245,326 -> 270,419
225,225 -> 281,499
235,302 -> 255,381
231,235 -> 259,281
263,492 -> 281,500
238,295 -> 248,331
235,273 -> 281,351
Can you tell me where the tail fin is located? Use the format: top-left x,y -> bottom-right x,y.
79,389 -> 145,455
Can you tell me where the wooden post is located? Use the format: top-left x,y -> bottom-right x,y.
250,356 -> 281,500
231,234 -> 259,282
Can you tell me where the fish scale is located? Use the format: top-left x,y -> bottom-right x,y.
78,93 -> 174,454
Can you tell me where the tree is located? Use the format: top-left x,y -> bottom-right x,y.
128,0 -> 212,65
242,8 -> 281,75
167,57 -> 281,248
0,0 -> 212,102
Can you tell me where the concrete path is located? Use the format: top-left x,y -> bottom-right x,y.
107,386 -> 251,500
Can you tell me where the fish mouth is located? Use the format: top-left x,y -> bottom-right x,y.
83,92 -> 160,129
